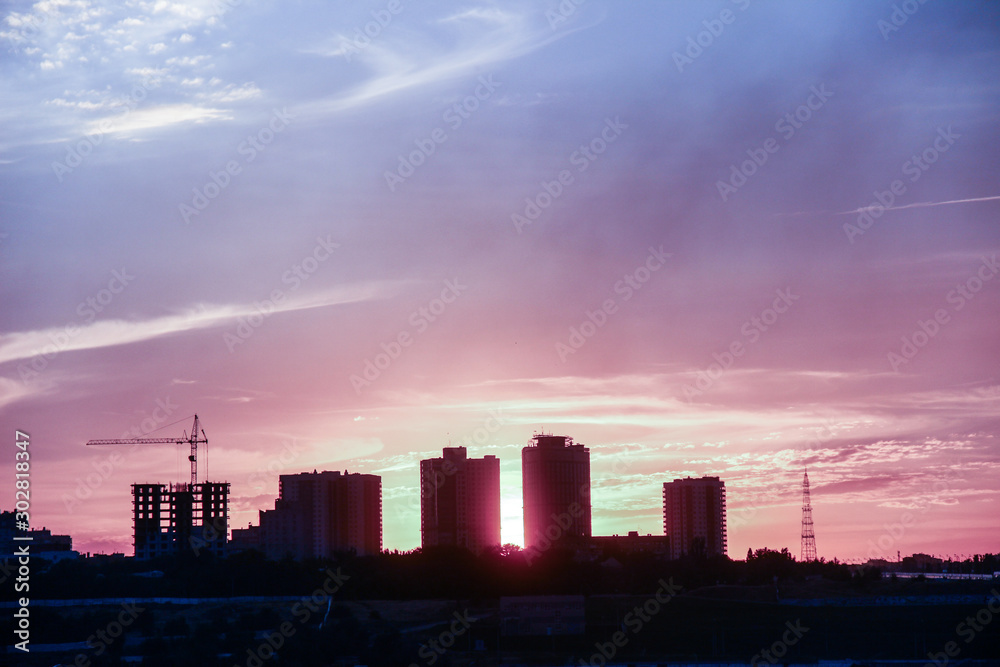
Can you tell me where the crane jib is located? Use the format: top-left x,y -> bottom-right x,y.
84,414 -> 206,485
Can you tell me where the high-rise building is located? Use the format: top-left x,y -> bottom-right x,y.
132,482 -> 229,559
420,447 -> 501,554
662,476 -> 727,559
522,434 -> 591,551
231,470 -> 381,559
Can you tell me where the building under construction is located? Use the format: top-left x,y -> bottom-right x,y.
132,482 -> 230,559
85,415 -> 229,560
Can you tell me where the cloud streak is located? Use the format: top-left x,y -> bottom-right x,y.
299,7 -> 585,118
0,282 -> 400,366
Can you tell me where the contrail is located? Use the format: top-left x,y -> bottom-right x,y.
838,194 -> 1000,216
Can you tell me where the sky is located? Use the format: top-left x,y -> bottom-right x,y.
1,0 -> 998,563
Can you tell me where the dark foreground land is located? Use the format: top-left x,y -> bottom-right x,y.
4,549 -> 999,665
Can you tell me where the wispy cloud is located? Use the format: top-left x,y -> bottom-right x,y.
300,8 -> 577,118
0,375 -> 46,410
83,103 -> 233,136
0,282 -> 400,366
437,7 -> 519,25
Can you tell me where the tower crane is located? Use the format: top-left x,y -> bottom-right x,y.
87,414 -> 207,485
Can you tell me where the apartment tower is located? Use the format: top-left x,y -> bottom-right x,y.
233,470 -> 381,559
420,447 -> 501,554
522,433 -> 591,551
662,476 -> 727,559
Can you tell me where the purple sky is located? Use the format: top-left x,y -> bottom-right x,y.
1,0 -> 998,561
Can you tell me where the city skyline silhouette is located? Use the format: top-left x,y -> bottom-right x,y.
3,2 -> 1000,663
1,0 -> 997,575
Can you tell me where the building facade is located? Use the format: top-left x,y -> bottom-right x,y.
132,482 -> 230,559
420,446 -> 501,554
522,434 -> 591,551
662,476 -> 727,559
232,470 -> 381,559
589,531 -> 670,557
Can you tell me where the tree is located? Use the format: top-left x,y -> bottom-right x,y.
745,547 -> 796,583
500,543 -> 522,557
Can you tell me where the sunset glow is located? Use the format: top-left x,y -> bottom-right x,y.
1,0 -> 998,565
